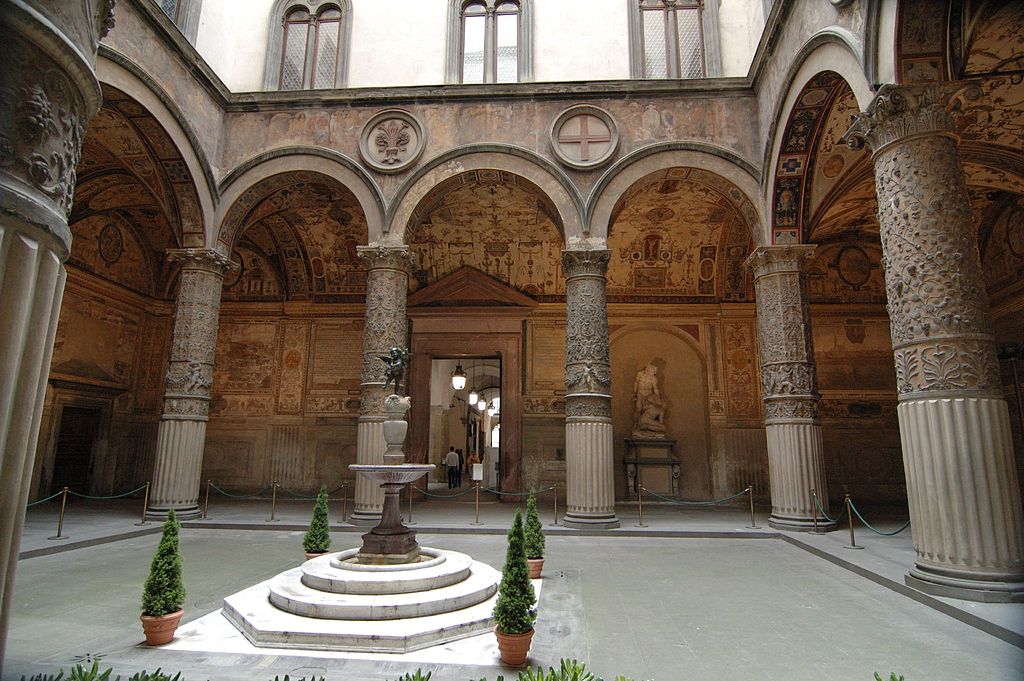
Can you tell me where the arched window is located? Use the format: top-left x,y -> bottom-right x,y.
156,0 -> 202,42
447,1 -> 533,84
628,0 -> 721,79
264,1 -> 351,90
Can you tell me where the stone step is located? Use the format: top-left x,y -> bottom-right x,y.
269,560 -> 499,620
301,548 -> 472,595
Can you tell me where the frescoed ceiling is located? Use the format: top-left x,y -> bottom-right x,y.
224,175 -> 369,302
607,167 -> 756,303
408,171 -> 564,299
69,85 -> 202,298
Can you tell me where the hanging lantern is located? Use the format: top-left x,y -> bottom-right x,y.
451,362 -> 467,390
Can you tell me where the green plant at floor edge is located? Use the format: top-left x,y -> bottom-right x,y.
390,671 -> 431,681
493,507 -> 537,634
524,490 -> 545,559
303,484 -> 331,553
874,674 -> 905,681
141,509 -> 186,617
271,676 -> 326,681
126,671 -> 181,681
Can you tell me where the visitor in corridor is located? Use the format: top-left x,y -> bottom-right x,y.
445,446 -> 460,488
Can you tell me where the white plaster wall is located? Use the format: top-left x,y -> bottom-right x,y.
533,0 -> 630,82
195,0 -> 275,92
348,1 -> 447,87
719,0 -> 765,76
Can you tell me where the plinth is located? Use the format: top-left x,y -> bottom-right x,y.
624,438 -> 679,500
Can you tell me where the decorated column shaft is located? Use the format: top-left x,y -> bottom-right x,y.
0,1 -> 114,670
147,248 -> 231,520
351,245 -> 411,525
748,245 -> 831,530
846,83 -> 1024,601
562,249 -> 619,529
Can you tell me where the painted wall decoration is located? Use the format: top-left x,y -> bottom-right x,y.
68,214 -> 156,296
277,321 -> 311,415
212,321 -> 278,393
722,320 -> 760,420
50,289 -> 141,387
222,241 -> 285,301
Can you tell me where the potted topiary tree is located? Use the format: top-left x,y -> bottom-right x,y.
303,484 -> 331,560
493,507 -> 537,666
524,490 -> 545,579
140,508 -> 186,646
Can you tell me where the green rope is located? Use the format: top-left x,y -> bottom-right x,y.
813,493 -> 842,524
209,482 -> 272,499
482,486 -> 556,497
642,487 -> 749,506
413,486 -> 477,499
849,499 -> 911,536
66,484 -> 148,500
26,490 -> 66,507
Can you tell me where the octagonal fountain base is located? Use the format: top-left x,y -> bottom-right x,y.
222,548 -> 501,652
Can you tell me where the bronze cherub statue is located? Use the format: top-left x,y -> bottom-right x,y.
379,346 -> 410,396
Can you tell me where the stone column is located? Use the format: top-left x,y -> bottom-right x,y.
562,249 -> 619,529
147,248 -> 231,520
351,245 -> 411,525
0,1 -> 114,671
847,83 -> 1024,601
747,245 -> 832,531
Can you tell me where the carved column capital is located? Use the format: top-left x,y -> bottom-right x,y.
357,244 -> 413,272
844,82 -> 981,157
745,244 -> 817,280
562,248 -> 611,278
167,247 -> 235,276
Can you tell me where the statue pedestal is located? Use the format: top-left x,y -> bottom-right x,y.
624,438 -> 678,501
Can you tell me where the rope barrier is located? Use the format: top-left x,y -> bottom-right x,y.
482,486 -> 556,497
66,484 -> 148,501
813,493 -> 843,524
208,482 -> 272,499
26,490 -> 65,508
643,487 -> 749,506
849,499 -> 911,536
413,486 -> 476,499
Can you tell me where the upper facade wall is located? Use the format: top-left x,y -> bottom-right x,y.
190,0 -> 765,92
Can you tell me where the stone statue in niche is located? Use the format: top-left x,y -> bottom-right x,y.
632,362 -> 667,438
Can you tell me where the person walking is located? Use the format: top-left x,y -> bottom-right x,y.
445,446 -> 460,489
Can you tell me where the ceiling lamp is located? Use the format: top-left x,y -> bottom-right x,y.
468,359 -> 478,403
451,362 -> 467,390
477,397 -> 487,412
487,401 -> 497,417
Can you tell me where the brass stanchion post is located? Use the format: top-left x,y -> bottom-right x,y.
267,481 -> 280,522
471,482 -> 482,526
341,482 -> 348,522
745,485 -> 759,529
811,488 -> 819,534
843,493 -> 864,550
551,483 -> 558,526
203,479 -> 211,519
48,487 -> 69,540
135,481 -> 150,526
635,486 -> 647,528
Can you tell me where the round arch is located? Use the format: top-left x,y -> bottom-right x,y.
386,144 -> 584,246
588,143 -> 765,246
216,148 -> 385,250
96,55 -> 217,248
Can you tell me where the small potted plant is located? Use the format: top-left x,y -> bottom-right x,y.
493,508 -> 537,666
303,484 -> 331,560
140,508 -> 186,646
524,490 -> 545,579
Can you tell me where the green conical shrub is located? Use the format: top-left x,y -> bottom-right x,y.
303,484 -> 331,553
524,491 -> 545,559
141,509 -> 185,617
493,508 -> 537,634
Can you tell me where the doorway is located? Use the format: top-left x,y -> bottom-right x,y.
50,406 -> 100,495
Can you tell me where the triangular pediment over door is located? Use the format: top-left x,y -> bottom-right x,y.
407,266 -> 538,312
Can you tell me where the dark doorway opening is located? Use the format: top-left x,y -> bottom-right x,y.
50,406 -> 100,495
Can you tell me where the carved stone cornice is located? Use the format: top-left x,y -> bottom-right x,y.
844,82 -> 981,157
357,244 -> 413,272
561,249 -> 611,279
745,245 -> 816,280
167,248 -> 235,275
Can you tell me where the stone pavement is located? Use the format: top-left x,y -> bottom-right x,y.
5,492 -> 1023,681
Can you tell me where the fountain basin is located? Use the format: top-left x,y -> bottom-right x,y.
349,463 -> 434,485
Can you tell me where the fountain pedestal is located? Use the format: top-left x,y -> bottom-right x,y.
350,394 -> 433,564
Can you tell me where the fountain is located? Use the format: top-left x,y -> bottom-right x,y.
221,348 -> 501,652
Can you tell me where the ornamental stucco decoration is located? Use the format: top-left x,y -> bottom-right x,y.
358,109 -> 426,173
549,105 -> 619,170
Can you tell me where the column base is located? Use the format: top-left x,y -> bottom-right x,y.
562,512 -> 620,530
146,504 -> 201,521
906,568 -> 1024,603
347,510 -> 383,526
769,514 -> 837,532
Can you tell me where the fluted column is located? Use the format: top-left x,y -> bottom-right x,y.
562,249 -> 619,529
847,83 -> 1024,602
147,248 -> 232,520
0,1 -> 114,670
747,245 -> 831,531
351,245 -> 411,525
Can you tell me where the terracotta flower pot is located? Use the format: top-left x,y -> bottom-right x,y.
494,626 -> 534,666
140,609 -> 183,646
527,557 -> 544,579
305,551 -> 328,561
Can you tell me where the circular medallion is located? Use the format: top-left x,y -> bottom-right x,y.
549,105 -> 619,170
97,223 -> 123,264
834,245 -> 872,289
358,109 -> 426,174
